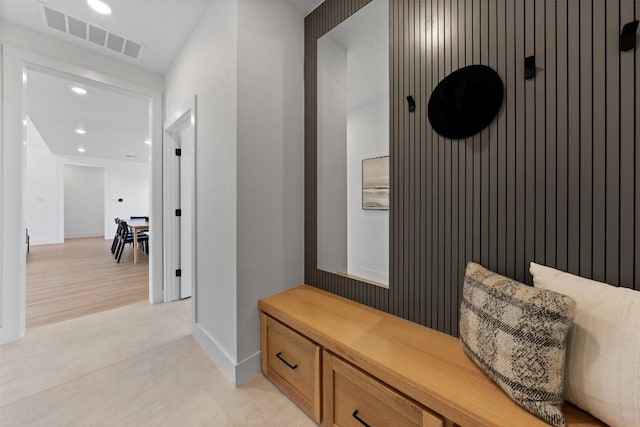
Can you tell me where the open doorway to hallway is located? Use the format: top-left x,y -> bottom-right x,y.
23,67 -> 153,328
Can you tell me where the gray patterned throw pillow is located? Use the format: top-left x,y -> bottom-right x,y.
459,262 -> 576,427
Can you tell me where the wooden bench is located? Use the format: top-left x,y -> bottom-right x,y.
259,285 -> 604,427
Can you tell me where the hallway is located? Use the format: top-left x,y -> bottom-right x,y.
0,300 -> 314,426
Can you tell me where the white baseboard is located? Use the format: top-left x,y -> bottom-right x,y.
192,323 -> 262,386
30,238 -> 64,246
0,325 -> 21,345
235,351 -> 261,385
64,233 -> 103,239
192,323 -> 236,383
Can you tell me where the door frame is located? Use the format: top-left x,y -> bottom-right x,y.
163,96 -> 197,321
0,46 -> 164,343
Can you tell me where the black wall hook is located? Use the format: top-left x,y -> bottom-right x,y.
620,20 -> 639,52
406,95 -> 416,112
524,56 -> 536,80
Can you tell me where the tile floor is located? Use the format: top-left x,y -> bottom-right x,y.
0,300 -> 316,426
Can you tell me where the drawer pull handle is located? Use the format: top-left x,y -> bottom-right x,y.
276,352 -> 298,370
352,410 -> 371,427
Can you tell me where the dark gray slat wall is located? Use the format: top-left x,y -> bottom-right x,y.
305,0 -> 640,337
620,0 -> 636,288
636,0 -> 640,291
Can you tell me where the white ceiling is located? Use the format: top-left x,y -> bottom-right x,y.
0,0 -> 327,73
26,67 -> 152,163
7,0 -> 325,165
0,0 -> 212,74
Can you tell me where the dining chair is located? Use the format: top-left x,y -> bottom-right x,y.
110,218 -> 121,254
115,220 -> 148,263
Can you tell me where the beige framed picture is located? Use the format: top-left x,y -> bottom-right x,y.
362,156 -> 389,210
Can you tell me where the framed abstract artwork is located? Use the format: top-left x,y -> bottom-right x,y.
362,156 -> 389,210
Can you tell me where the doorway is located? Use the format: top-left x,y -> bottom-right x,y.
22,66 -> 154,328
1,46 -> 165,343
164,97 -> 197,306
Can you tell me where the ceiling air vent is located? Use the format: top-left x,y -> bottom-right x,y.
88,25 -> 107,46
39,3 -> 144,61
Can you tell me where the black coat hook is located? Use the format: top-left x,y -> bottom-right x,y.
524,56 -> 536,80
620,20 -> 639,52
406,95 -> 416,112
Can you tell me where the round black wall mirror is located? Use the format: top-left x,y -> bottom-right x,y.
427,64 -> 504,140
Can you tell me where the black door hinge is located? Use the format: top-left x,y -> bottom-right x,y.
176,269 -> 182,277
175,148 -> 182,156
175,209 -> 182,216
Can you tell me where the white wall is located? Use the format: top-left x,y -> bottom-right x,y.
316,36 -> 348,275
345,4 -> 389,283
25,137 -> 150,244
63,165 -> 104,238
61,155 -> 150,239
105,165 -> 149,237
164,0 -> 240,381
236,0 -> 304,374
24,117 -> 64,245
1,22 -> 164,342
347,100 -> 388,283
164,0 -> 304,385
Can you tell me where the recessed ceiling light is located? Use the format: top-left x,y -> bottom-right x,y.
87,0 -> 112,15
22,72 -> 28,84
71,86 -> 87,95
77,147 -> 86,153
76,128 -> 86,135
144,139 -> 151,145
23,119 -> 27,125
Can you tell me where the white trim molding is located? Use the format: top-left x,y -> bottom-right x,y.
0,45 -> 164,343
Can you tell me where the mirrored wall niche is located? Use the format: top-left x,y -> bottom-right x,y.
316,0 -> 389,287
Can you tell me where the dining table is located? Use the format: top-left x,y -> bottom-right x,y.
127,219 -> 149,264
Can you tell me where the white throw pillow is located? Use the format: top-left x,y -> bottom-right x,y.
530,263 -> 640,427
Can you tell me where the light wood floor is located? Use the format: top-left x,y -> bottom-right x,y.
26,237 -> 148,329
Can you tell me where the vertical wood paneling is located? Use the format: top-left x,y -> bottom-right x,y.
480,0 -> 489,270
514,0 -> 526,284
488,0 -> 498,273
438,0 -> 457,333
496,0 -> 506,277
418,0 -> 427,326
545,0 -> 557,269
432,0 -> 447,331
534,0 -> 547,273
305,0 -> 640,338
635,0 -> 640,291
619,0 -> 635,288
524,0 -> 537,283
464,0 -> 474,321
605,0 -> 620,285
579,0 -> 593,279
472,0 -> 481,264
592,0 -> 607,282
428,0 -> 438,328
556,0 -> 569,271
505,0 -> 516,279
567,1 -> 581,274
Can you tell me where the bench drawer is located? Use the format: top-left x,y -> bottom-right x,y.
323,351 -> 443,427
260,313 -> 321,422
